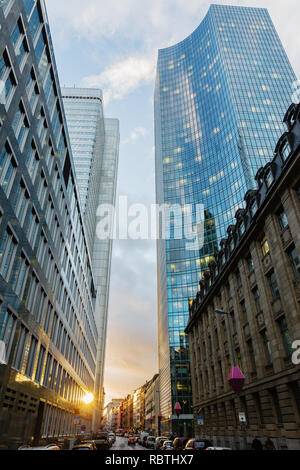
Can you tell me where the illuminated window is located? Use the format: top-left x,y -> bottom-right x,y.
261,236 -> 270,257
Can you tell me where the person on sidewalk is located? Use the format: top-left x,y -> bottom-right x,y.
251,436 -> 263,451
264,437 -> 276,450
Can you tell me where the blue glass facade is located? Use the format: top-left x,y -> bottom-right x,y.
154,4 -> 297,433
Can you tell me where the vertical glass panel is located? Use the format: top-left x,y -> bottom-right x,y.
23,0 -> 35,17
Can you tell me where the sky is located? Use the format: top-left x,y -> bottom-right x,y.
45,0 -> 300,404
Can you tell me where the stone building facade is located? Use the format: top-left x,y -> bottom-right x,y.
186,103 -> 300,450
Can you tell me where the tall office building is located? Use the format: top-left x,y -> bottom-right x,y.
154,4 -> 297,434
61,88 -> 106,255
0,0 -> 99,447
62,89 -> 119,431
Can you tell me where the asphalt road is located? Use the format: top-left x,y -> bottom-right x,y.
111,436 -> 146,451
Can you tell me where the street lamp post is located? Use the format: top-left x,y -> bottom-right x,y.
150,415 -> 153,433
156,390 -> 160,436
215,309 -> 247,450
174,402 -> 182,437
158,412 -> 162,436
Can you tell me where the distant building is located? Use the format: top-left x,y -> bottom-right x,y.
103,399 -> 123,430
186,103 -> 300,450
145,374 -> 160,434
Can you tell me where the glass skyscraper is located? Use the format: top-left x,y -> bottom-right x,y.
0,0 -> 99,447
154,4 -> 297,433
62,89 -> 119,431
61,88 -> 106,255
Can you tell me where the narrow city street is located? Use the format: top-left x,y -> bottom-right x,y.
111,437 -> 146,451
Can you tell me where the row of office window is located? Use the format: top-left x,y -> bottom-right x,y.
0,0 -> 98,404
0,303 -> 94,396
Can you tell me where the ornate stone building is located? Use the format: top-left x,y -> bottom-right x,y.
186,103 -> 300,450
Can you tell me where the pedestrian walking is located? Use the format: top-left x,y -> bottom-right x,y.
264,437 -> 276,450
251,436 -> 263,451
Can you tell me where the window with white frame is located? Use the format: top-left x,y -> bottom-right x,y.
265,169 -> 274,189
23,0 -> 35,18
0,226 -> 18,281
26,206 -> 39,248
281,141 -> 291,161
35,288 -> 46,324
11,16 -> 29,71
25,271 -> 39,315
0,142 -> 17,197
36,230 -> 47,266
25,335 -> 38,378
0,49 -> 17,108
12,101 -> 29,151
14,251 -> 30,299
26,67 -> 39,113
34,344 -> 46,384
36,107 -> 48,147
45,139 -> 55,174
250,199 -> 258,217
14,179 -> 30,226
0,308 -> 17,363
12,323 -> 29,371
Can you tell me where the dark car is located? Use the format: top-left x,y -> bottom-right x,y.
184,439 -> 212,451
146,436 -> 156,449
94,432 -> 110,450
73,443 -> 95,451
172,437 -> 189,450
128,436 -> 136,446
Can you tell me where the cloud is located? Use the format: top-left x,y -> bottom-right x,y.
83,54 -> 156,102
104,238 -> 158,402
47,0 -> 300,104
122,126 -> 148,144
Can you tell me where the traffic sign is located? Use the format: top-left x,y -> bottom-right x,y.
74,415 -> 81,425
197,416 -> 204,425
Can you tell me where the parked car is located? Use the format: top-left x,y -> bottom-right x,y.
154,436 -> 168,450
172,437 -> 189,450
19,444 -> 60,451
206,447 -> 232,451
138,432 -> 149,445
81,440 -> 97,451
94,432 -> 110,450
128,436 -> 136,446
162,440 -> 173,450
184,439 -> 212,451
73,443 -> 95,451
146,436 -> 156,449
